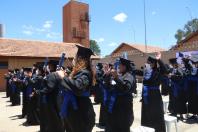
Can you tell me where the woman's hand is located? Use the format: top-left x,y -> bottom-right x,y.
56,70 -> 65,79
29,92 -> 35,98
155,52 -> 161,60
103,63 -> 111,75
168,73 -> 172,78
13,78 -> 17,82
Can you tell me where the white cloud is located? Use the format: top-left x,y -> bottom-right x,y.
98,38 -> 104,42
95,38 -> 105,43
22,30 -> 33,35
108,42 -> 118,47
22,25 -> 34,30
151,11 -> 157,15
46,32 -> 62,39
113,13 -> 128,23
43,20 -> 53,29
22,21 -> 61,40
35,28 -> 45,33
22,25 -> 46,34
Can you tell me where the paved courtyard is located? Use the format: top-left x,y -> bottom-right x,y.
0,84 -> 197,132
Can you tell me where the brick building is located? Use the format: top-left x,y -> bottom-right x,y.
99,39 -> 198,71
97,43 -> 166,70
0,38 -> 99,91
170,30 -> 198,51
0,38 -> 74,91
0,0 -> 95,91
63,0 -> 90,48
111,42 -> 165,57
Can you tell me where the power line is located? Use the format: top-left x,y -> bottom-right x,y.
131,25 -> 136,43
186,6 -> 193,21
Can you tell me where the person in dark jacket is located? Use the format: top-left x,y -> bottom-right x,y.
10,69 -> 21,106
4,70 -> 13,98
36,60 -> 64,132
56,45 -> 96,132
141,52 -> 166,132
94,63 -> 107,127
103,57 -> 135,132
94,63 -> 104,104
23,68 -> 40,125
19,68 -> 29,118
168,58 -> 187,120
130,62 -> 137,95
161,64 -> 171,96
31,63 -> 47,131
186,57 -> 198,120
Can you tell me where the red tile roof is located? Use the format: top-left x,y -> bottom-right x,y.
111,43 -> 166,55
0,38 -> 99,59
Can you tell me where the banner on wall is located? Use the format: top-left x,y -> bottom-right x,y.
176,51 -> 198,58
176,51 -> 198,64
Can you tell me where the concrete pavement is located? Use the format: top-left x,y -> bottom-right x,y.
0,89 -> 197,132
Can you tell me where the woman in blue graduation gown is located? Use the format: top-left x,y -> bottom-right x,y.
103,58 -> 135,132
141,52 -> 167,132
56,45 -> 95,132
168,58 -> 187,119
187,58 -> 198,119
36,60 -> 64,132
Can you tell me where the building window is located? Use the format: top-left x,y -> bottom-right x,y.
0,62 -> 8,69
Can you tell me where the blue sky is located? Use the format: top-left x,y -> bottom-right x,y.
0,0 -> 198,56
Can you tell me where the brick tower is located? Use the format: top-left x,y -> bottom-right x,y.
63,0 -> 90,48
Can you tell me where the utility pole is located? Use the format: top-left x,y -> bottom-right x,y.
143,0 -> 147,53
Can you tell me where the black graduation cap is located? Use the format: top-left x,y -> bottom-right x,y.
76,45 -> 94,58
47,60 -> 59,70
182,57 -> 190,64
119,57 -> 132,69
36,62 -> 44,71
33,64 -> 38,68
48,60 -> 59,66
147,56 -> 157,64
14,69 -> 20,72
169,58 -> 177,64
8,69 -> 13,72
23,68 -> 32,72
36,62 -> 43,65
96,63 -> 103,69
37,62 -> 45,65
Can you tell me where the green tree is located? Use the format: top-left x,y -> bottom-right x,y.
175,18 -> 198,43
90,40 -> 101,55
175,29 -> 185,43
